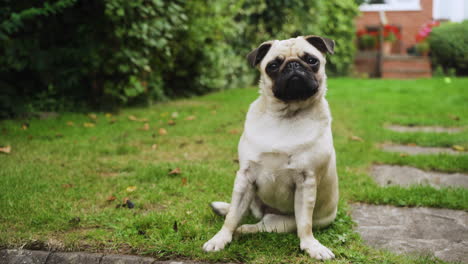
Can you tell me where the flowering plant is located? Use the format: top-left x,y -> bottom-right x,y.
416,20 -> 440,42
383,24 -> 401,42
357,29 -> 378,50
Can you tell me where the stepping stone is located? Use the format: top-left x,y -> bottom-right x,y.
381,143 -> 464,155
386,125 -> 463,133
351,204 -> 468,263
371,165 -> 468,189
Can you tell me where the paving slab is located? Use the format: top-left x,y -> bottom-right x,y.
101,254 -> 155,264
47,252 -> 102,264
351,204 -> 468,263
386,125 -> 464,133
0,249 -> 50,264
381,143 -> 464,155
371,165 -> 468,189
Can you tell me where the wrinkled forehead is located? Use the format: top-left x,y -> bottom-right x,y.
261,37 -> 322,67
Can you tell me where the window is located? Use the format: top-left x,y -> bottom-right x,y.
360,0 -> 421,11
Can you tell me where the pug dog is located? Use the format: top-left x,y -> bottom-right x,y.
203,36 -> 338,260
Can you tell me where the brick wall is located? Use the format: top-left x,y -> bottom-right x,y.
356,0 -> 433,53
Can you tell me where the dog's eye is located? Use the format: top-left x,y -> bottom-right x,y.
307,57 -> 319,65
267,62 -> 279,71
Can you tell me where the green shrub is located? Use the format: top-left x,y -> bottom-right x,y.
0,0 -> 359,117
429,21 -> 468,76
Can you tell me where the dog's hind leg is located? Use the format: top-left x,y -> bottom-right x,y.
210,198 -> 264,219
210,202 -> 230,216
236,214 -> 296,234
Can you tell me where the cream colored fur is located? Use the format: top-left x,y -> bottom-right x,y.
203,36 -> 339,260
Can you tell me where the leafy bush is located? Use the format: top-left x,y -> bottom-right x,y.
429,21 -> 468,76
0,0 -> 359,117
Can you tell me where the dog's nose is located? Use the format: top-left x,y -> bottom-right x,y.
286,61 -> 302,70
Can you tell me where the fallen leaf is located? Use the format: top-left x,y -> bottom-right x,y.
0,145 -> 11,154
139,123 -> 150,131
452,145 -> 465,151
88,113 -> 97,120
62,183 -> 74,188
126,186 -> 137,192
151,144 -> 158,150
229,129 -> 239,134
122,197 -> 135,209
448,114 -> 460,121
83,122 -> 95,128
171,112 -> 179,118
66,121 -> 75,126
181,177 -> 187,185
349,135 -> 364,142
169,168 -> 181,175
128,115 -> 138,121
105,113 -> 112,118
21,123 -> 29,130
167,120 -> 176,126
185,115 -> 196,121
186,210 -> 193,215
139,118 -> 149,122
106,195 -> 117,201
399,153 -> 408,157
158,128 -> 167,135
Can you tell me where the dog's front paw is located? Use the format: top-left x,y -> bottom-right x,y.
300,237 -> 335,260
203,228 -> 232,252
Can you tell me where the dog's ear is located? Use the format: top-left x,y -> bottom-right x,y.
247,41 -> 273,67
304,35 -> 335,55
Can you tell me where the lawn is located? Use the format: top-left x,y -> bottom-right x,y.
0,78 -> 467,264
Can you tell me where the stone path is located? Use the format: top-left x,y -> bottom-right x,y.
385,125 -> 464,134
351,204 -> 468,263
0,249 -> 226,264
371,164 -> 468,189
381,143 -> 464,155
352,124 -> 468,262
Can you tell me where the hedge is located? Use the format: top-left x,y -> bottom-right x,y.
429,21 -> 468,76
0,0 -> 359,117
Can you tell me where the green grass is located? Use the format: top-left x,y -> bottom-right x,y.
0,78 -> 467,264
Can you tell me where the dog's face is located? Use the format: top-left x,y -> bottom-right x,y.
247,36 -> 334,103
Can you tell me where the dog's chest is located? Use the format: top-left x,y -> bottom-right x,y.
249,153 -> 299,213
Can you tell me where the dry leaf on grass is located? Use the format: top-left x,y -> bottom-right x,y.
88,113 -> 97,120
185,115 -> 196,121
21,123 -> 29,130
0,146 -> 11,154
151,144 -> 158,150
169,168 -> 181,175
399,153 -> 408,157
167,120 -> 176,126
105,113 -> 112,118
158,128 -> 167,135
349,135 -> 364,142
128,115 -> 138,121
139,123 -> 150,131
452,145 -> 465,151
181,178 -> 187,185
66,121 -> 75,126
126,186 -> 137,192
229,129 -> 239,134
83,122 -> 95,128
106,195 -> 117,201
171,112 -> 179,118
